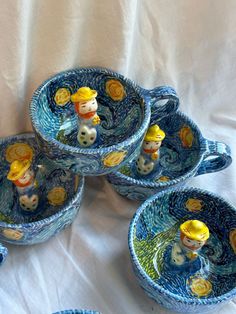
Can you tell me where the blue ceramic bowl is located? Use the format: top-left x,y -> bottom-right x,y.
129,188 -> 236,313
107,111 -> 232,200
29,67 -> 179,176
0,133 -> 84,265
53,311 -> 100,314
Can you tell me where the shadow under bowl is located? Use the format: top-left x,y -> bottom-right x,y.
0,133 -> 84,245
107,111 -> 232,200
129,188 -> 236,313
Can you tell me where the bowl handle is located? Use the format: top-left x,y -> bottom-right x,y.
195,139 -> 232,176
141,86 -> 179,123
0,243 -> 7,265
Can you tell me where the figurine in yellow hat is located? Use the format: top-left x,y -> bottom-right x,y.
136,124 -> 165,176
7,159 -> 39,212
71,87 -> 101,147
171,220 -> 210,266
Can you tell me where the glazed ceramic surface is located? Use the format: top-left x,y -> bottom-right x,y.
107,111 -> 232,200
0,133 -> 84,255
53,310 -> 100,314
129,188 -> 236,313
30,67 -> 179,176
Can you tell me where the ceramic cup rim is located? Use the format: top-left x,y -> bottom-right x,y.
128,187 -> 236,305
108,110 -> 207,188
0,132 -> 84,230
29,67 -> 151,155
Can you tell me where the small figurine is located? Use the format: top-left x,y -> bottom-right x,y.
7,159 -> 39,212
136,125 -> 165,176
171,220 -> 209,267
71,87 -> 100,147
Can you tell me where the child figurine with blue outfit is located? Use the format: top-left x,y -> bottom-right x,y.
7,159 -> 39,212
71,87 -> 101,148
168,220 -> 210,273
136,124 -> 165,177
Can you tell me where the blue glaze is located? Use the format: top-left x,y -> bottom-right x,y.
0,133 -> 84,247
53,311 -> 100,314
29,67 -> 179,176
128,188 -> 236,313
107,111 -> 232,200
0,243 -> 7,265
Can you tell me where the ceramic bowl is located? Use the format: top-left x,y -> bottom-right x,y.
29,67 -> 179,176
106,111 -> 232,200
0,133 -> 84,264
129,188 -> 236,313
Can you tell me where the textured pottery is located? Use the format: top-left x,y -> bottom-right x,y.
107,111 -> 232,200
128,188 -> 236,313
0,133 -> 84,263
53,310 -> 100,314
29,67 -> 179,176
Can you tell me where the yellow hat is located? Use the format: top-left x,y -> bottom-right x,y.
7,159 -> 31,181
71,87 -> 97,102
144,125 -> 166,142
180,220 -> 210,241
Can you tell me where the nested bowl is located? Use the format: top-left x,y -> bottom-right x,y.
107,111 -> 232,200
0,133 -> 84,263
129,188 -> 236,313
29,67 -> 179,176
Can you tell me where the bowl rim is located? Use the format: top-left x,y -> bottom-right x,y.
29,67 -> 151,155
107,110 -> 207,188
0,132 -> 84,229
128,187 -> 236,305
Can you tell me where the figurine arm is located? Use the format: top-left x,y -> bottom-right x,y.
151,151 -> 159,160
171,243 -> 185,265
92,114 -> 101,125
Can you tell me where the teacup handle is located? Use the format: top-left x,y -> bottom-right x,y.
0,243 -> 7,265
195,139 -> 232,176
141,86 -> 179,123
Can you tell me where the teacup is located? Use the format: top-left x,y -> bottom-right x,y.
106,111 -> 232,200
29,67 -> 179,176
0,133 -> 84,264
129,188 -> 236,313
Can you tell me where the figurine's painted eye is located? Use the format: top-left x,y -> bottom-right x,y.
187,239 -> 191,243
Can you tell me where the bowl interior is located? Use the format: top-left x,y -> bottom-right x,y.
131,189 -> 236,299
0,134 -> 80,225
118,111 -> 202,183
32,69 -> 145,149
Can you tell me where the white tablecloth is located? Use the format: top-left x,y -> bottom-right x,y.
0,1 -> 235,313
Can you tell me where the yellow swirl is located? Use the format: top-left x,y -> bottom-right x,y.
103,151 -> 127,167
188,277 -> 212,297
158,176 -> 170,182
105,79 -> 126,101
54,88 -> 71,106
229,229 -> 236,254
6,143 -> 34,163
185,198 -> 202,212
47,186 -> 67,206
2,228 -> 24,240
179,126 -> 194,148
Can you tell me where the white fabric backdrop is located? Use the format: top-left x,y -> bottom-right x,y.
0,0 -> 235,313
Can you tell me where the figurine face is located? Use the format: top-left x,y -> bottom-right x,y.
181,234 -> 205,251
17,169 -> 34,186
143,140 -> 161,153
78,98 -> 98,115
